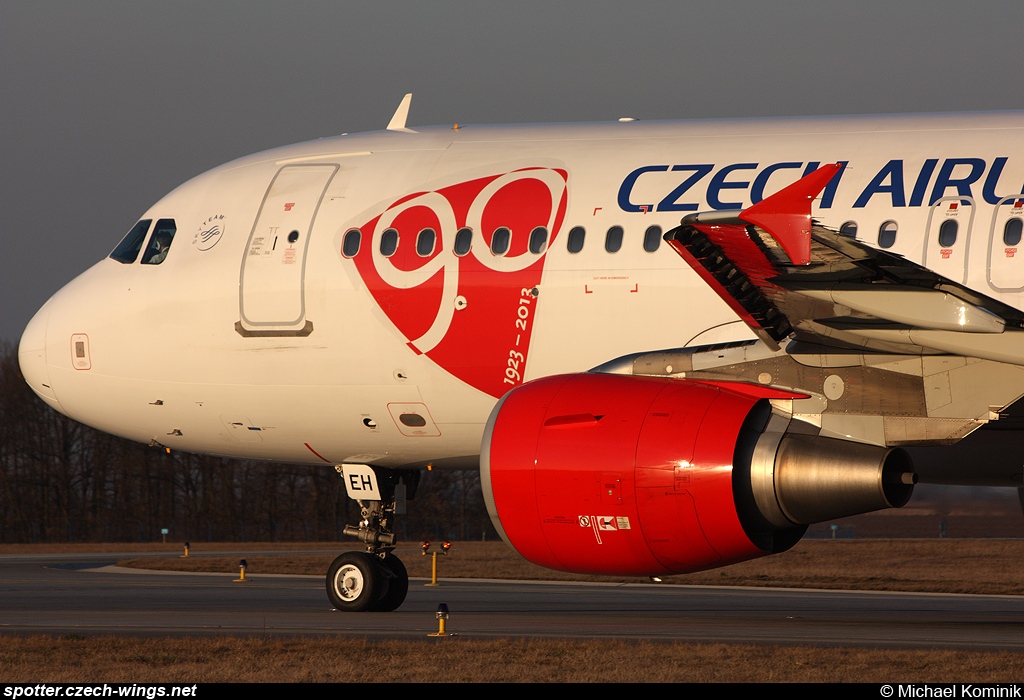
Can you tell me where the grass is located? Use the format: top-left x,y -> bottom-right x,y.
118,539 -> 1024,595
5,539 -> 1023,682
2,635 -> 1023,683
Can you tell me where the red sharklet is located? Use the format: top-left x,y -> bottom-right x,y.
739,163 -> 843,266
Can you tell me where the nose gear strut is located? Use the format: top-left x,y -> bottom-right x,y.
344,499 -> 397,549
326,465 -> 419,612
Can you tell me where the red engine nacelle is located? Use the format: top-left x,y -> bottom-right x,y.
480,373 -> 794,576
482,373 -> 913,577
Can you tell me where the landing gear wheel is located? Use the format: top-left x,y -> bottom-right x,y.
327,552 -> 381,612
375,553 -> 409,612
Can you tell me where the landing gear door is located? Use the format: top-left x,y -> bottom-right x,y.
342,464 -> 381,500
923,196 -> 974,285
988,196 -> 1024,292
238,164 -> 338,336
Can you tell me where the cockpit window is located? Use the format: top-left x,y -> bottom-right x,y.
141,219 -> 177,265
109,219 -> 152,264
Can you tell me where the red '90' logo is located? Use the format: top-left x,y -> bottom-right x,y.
351,168 -> 568,398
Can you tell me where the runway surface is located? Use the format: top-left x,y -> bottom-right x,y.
1,551 -> 1023,649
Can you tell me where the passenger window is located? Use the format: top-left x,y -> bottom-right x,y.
380,228 -> 398,257
878,221 -> 898,249
1005,218 -> 1023,246
342,229 -> 361,258
454,227 -> 473,256
643,225 -> 662,252
938,220 -> 958,247
416,228 -> 436,257
529,226 -> 548,254
491,227 -> 511,256
110,219 -> 152,264
140,219 -> 176,265
839,221 -> 858,238
605,226 -> 624,253
567,226 -> 586,254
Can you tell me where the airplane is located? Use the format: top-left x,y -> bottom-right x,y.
18,95 -> 1024,612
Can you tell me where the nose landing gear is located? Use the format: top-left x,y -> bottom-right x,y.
327,465 -> 418,612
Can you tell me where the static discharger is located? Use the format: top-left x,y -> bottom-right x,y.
427,603 -> 453,637
180,541 -> 190,558
234,559 -> 249,583
421,541 -> 451,586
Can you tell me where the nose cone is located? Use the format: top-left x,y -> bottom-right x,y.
19,302 -> 62,410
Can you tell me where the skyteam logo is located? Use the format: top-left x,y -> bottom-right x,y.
193,214 -> 225,251
348,168 -> 568,398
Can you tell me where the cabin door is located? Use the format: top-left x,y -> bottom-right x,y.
238,164 -> 338,335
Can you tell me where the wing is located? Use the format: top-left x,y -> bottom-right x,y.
597,165 -> 1024,447
665,164 -> 1024,358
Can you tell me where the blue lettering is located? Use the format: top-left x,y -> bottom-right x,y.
909,159 -> 938,207
618,156 -> 1002,213
929,158 -> 985,205
982,157 -> 1018,205
750,162 -> 802,204
707,163 -> 758,210
853,160 -> 906,208
617,165 -> 669,213
656,164 -> 714,212
803,161 -> 847,208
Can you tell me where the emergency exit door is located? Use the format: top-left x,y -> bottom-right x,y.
923,196 -> 974,285
987,196 -> 1024,291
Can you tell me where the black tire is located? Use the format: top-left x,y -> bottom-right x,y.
375,553 -> 409,612
326,552 -> 381,612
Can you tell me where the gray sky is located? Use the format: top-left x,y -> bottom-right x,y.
3,0 -> 1024,342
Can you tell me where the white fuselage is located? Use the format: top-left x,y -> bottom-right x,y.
19,112 -> 1024,467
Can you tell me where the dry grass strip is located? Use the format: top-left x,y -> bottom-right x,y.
119,539 -> 1024,595
2,635 -> 1023,683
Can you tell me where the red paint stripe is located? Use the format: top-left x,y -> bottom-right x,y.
304,442 -> 332,463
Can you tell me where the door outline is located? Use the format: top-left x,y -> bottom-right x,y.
237,164 -> 339,336
922,195 -> 975,284
986,195 -> 1024,293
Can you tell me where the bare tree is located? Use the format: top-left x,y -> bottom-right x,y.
0,344 -> 495,543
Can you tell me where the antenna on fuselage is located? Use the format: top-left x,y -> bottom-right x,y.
387,93 -> 416,133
